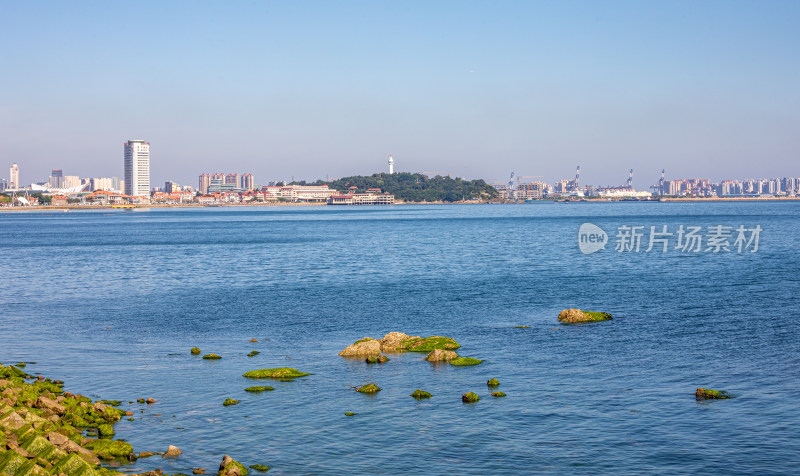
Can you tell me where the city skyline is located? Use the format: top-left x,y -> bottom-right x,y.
1,1 -> 798,188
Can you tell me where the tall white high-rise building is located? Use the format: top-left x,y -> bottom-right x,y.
388,154 -> 394,174
9,163 -> 19,188
124,140 -> 150,196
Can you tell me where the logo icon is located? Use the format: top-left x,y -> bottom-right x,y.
578,223 -> 607,255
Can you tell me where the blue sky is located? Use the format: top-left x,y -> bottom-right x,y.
1,0 -> 798,188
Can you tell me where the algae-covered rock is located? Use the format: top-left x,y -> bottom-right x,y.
557,309 -> 612,323
403,336 -> 460,352
136,398 -> 145,404
222,399 -> 239,406
487,378 -> 500,387
191,348 -> 201,355
410,389 -> 432,399
34,396 -> 65,415
356,384 -> 381,394
84,439 -> 134,459
97,424 -> 115,436
491,391 -> 507,397
202,354 -> 222,360
218,455 -> 248,476
52,452 -> 102,476
344,412 -> 357,416
365,354 -> 390,364
450,357 -> 483,366
243,368 -> 311,380
247,351 -> 260,357
424,349 -> 458,362
513,325 -> 530,328
462,392 -> 480,403
338,337 -> 382,357
695,388 -> 731,399
244,386 -> 274,393
249,464 -> 270,472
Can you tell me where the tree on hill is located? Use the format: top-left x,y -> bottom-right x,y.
292,173 -> 498,202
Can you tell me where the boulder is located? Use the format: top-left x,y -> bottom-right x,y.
365,354 -> 390,364
424,349 -> 458,362
163,445 -> 182,458
487,378 -> 500,387
557,309 -> 612,323
222,399 -> 239,406
378,332 -> 415,352
356,384 -> 381,394
190,347 -> 201,355
218,455 -> 248,476
202,354 -> 222,360
338,338 -> 382,357
35,396 -> 66,415
491,391 -> 507,397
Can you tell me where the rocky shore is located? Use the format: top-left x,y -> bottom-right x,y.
0,363 -> 263,476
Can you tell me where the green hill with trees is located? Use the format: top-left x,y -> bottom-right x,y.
292,173 -> 498,202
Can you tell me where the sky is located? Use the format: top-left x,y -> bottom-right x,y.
1,0 -> 799,189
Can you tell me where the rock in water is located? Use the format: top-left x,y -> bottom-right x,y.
338,337 -> 382,357
190,347 -> 201,355
450,357 -> 483,366
425,349 -> 459,362
557,309 -> 612,323
462,392 -> 480,403
223,398 -> 239,406
356,383 -> 381,393
487,378 -> 500,387
410,389 -> 432,399
378,332 -> 414,352
218,455 -> 249,476
242,368 -> 312,380
164,445 -> 182,457
695,388 -> 731,399
366,354 -> 390,364
491,391 -> 507,397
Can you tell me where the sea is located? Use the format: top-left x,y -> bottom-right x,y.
1,202 -> 799,475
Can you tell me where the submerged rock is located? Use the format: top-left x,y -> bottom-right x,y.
247,351 -> 260,357
462,392 -> 480,403
223,399 -> 239,406
403,336 -> 460,352
487,378 -> 500,387
356,384 -> 381,394
344,412 -> 357,416
190,347 -> 201,355
243,368 -> 312,380
244,386 -> 274,393
450,357 -> 483,366
202,354 -> 222,360
491,391 -> 507,398
410,389 -> 432,399
557,309 -> 612,323
249,464 -> 270,472
365,354 -> 390,364
695,388 -> 731,399
248,339 -> 259,342
424,349 -> 458,362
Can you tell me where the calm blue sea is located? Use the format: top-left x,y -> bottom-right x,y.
1,203 -> 799,475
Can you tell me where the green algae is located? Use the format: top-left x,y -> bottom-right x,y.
356,384 -> 381,394
242,368 -> 312,380
136,398 -> 145,403
354,337 -> 374,345
202,354 -> 222,360
244,386 -> 274,393
344,412 -> 357,416
52,452 -> 102,476
97,424 -> 115,436
402,336 -> 460,352
15,363 -> 26,369
223,399 -> 239,406
450,357 -> 483,366
365,354 -> 390,364
695,388 -> 731,399
513,325 -> 530,328
491,391 -> 507,397
84,439 -> 134,459
219,458 -> 249,476
249,464 -> 270,472
462,392 -> 480,403
247,351 -> 260,357
190,347 -> 202,355
487,378 -> 500,387
96,400 -> 121,407
410,389 -> 432,399
582,311 -> 613,321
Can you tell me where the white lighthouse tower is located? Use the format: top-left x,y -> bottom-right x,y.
388,154 -> 394,174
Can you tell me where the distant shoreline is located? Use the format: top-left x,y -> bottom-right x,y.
1,196 -> 799,212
